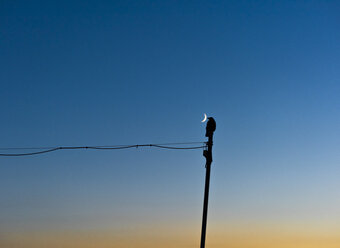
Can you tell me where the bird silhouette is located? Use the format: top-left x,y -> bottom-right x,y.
205,117 -> 216,137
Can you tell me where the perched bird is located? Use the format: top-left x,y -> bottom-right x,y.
205,117 -> 216,137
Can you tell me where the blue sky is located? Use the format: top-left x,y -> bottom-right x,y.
1,1 -> 340,247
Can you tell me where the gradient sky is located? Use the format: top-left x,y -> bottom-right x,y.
1,1 -> 340,247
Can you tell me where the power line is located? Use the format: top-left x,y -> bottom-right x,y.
0,142 -> 205,150
0,142 -> 207,157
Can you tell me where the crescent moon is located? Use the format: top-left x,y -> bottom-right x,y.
201,113 -> 207,123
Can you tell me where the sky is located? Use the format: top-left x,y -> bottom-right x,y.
1,0 -> 340,247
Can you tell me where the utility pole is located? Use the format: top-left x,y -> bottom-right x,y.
200,117 -> 216,248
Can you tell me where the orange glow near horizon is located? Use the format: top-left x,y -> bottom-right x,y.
2,222 -> 340,248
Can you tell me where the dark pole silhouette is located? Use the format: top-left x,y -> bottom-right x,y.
200,117 -> 216,248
